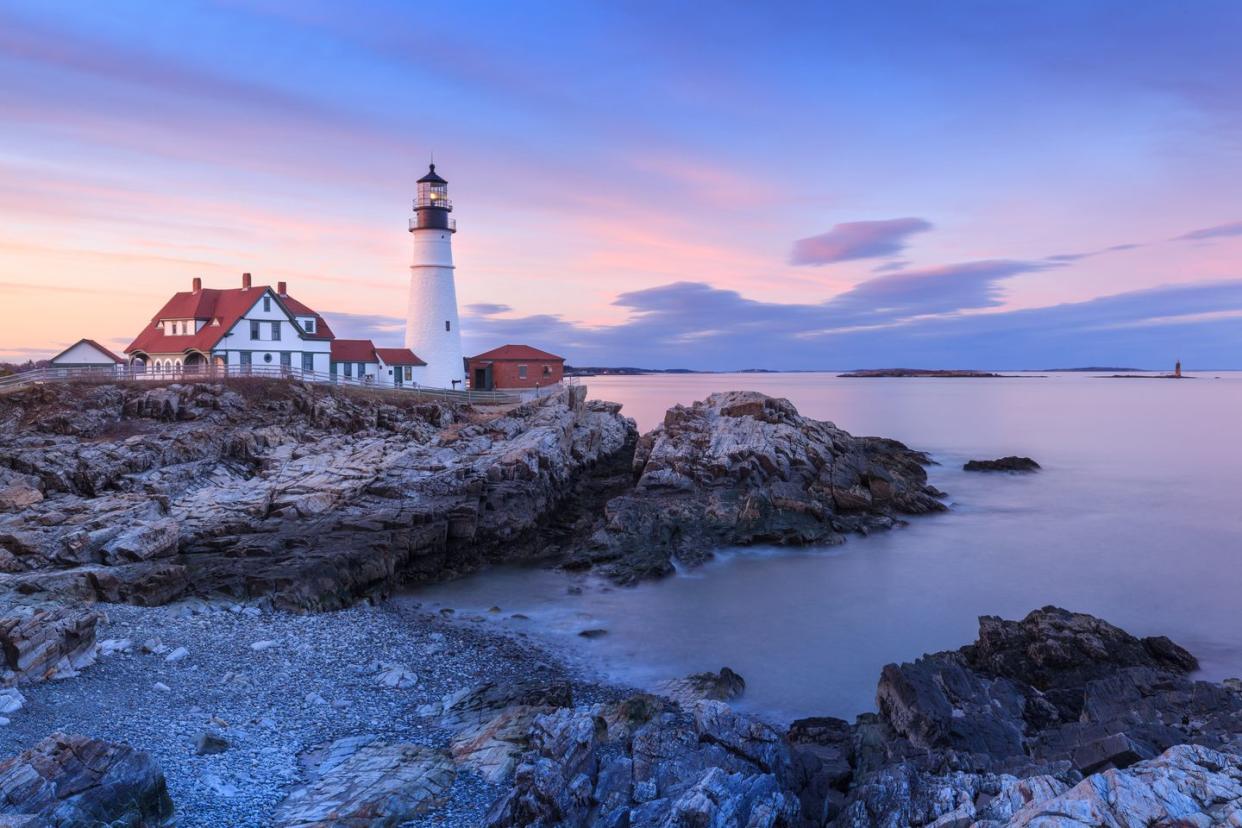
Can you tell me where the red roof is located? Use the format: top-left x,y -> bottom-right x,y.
50,338 -> 125,364
278,294 -> 334,340
469,344 -> 564,362
330,339 -> 377,362
374,347 -> 426,366
126,285 -> 332,356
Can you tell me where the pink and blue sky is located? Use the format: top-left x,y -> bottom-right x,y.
2,1 -> 1241,369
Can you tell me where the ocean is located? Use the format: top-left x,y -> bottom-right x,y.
406,370 -> 1242,722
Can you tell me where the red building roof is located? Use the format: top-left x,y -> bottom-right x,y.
374,347 -> 426,366
330,339 -> 378,363
126,283 -> 332,356
50,338 -> 125,364
468,344 -> 564,362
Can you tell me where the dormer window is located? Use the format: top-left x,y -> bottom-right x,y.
303,319 -> 316,334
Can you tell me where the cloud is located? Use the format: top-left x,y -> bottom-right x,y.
452,277 -> 1242,370
320,312 -> 405,343
790,218 -> 932,265
1174,222 -> 1242,241
465,303 -> 513,316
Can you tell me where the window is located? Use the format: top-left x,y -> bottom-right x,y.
543,365 -> 552,376
518,364 -> 528,379
263,296 -> 271,312
280,352 -> 291,367
271,321 -> 281,340
344,362 -> 353,378
263,353 -> 273,363
357,362 -> 365,377
445,320 -> 451,332
250,320 -> 260,340
302,353 -> 314,372
240,352 -> 251,367
303,319 -> 315,333
404,366 -> 412,381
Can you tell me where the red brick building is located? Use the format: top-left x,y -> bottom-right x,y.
466,344 -> 564,390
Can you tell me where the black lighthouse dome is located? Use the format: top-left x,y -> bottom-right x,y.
411,163 -> 455,232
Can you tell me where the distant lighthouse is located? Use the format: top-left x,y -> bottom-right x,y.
405,163 -> 464,388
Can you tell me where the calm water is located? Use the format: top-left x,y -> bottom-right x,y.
407,371 -> 1242,722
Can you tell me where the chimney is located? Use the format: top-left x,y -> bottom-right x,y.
242,272 -> 252,289
192,277 -> 202,293
277,281 -> 287,296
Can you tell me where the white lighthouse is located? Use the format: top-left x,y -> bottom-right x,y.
405,163 -> 464,388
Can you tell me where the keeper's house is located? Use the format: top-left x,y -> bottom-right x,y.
466,344 -> 564,390
124,274 -> 426,387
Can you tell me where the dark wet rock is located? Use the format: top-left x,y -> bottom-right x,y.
485,677 -> 800,828
962,456 -> 1040,472
570,391 -> 945,583
655,666 -> 746,705
0,731 -> 173,826
577,628 -> 608,639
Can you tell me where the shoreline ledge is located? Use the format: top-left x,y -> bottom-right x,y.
0,381 -> 945,610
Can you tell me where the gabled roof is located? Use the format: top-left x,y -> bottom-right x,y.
50,338 -> 125,364
278,294 -> 335,341
375,347 -> 426,366
469,344 -> 564,362
330,339 -> 378,363
126,284 -> 332,355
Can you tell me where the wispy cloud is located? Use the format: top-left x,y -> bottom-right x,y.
790,218 -> 932,266
1174,222 -> 1242,242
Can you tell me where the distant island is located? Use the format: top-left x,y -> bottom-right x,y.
838,368 -> 1033,378
1035,366 -> 1144,372
1098,373 -> 1194,380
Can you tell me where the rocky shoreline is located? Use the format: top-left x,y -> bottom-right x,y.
2,379 -> 1239,824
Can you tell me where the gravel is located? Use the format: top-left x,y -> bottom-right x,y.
0,595 -> 618,827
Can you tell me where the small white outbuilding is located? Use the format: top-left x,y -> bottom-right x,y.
49,339 -> 125,372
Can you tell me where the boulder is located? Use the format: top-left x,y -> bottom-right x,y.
0,604 -> 100,685
962,456 -> 1040,472
0,732 -> 173,826
573,391 -> 945,583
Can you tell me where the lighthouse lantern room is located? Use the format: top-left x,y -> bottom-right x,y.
405,163 -> 465,388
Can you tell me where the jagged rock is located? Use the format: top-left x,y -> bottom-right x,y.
0,604 -> 100,685
0,731 -> 173,825
486,693 -> 799,828
962,456 -> 1040,472
571,391 -> 945,583
272,735 -> 454,826
655,667 -> 746,705
1005,744 -> 1242,826
0,381 -> 636,610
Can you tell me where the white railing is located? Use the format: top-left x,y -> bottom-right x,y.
0,364 -> 524,405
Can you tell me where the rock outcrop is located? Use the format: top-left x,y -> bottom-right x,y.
0,380 -> 635,610
569,391 -> 945,582
0,731 -> 174,826
963,456 -> 1040,472
1,383 -> 947,606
